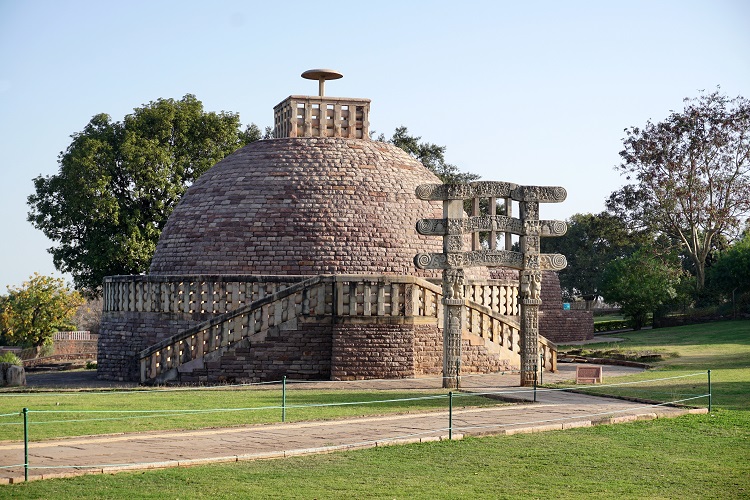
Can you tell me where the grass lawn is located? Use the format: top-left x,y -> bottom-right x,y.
2,320 -> 749,498
593,313 -> 626,323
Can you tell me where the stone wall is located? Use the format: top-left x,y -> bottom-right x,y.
462,335 -> 515,373
539,310 -> 594,343
413,324 -> 442,375
538,271 -> 593,343
331,321 -> 417,380
54,339 -> 98,356
98,311 -> 208,381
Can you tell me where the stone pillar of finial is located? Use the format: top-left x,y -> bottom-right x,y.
519,200 -> 542,387
301,69 -> 343,97
442,198 -> 465,389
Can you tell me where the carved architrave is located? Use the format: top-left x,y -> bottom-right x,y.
445,235 -> 463,252
482,216 -> 523,234
422,252 -> 558,272
416,182 -> 565,203
414,252 -> 447,269
415,183 -> 474,201
511,185 -> 567,203
540,220 -> 567,237
539,253 -> 567,271
417,216 -> 566,237
470,181 -> 518,198
416,218 -> 447,235
415,250 -> 526,270
416,181 -> 518,201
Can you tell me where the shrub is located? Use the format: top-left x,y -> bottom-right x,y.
594,319 -> 633,332
0,351 -> 23,365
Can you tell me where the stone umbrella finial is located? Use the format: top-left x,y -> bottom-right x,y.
301,69 -> 343,97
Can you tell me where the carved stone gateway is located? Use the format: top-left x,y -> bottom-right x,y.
414,181 -> 568,387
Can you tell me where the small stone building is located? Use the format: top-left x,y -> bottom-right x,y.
98,71 -> 592,384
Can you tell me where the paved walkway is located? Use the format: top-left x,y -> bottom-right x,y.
0,365 -> 706,483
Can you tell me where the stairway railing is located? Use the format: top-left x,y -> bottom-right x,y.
137,275 -> 555,383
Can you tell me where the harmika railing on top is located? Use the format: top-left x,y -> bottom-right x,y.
53,331 -> 94,341
132,275 -> 552,383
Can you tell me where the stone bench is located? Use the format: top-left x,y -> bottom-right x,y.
576,365 -> 602,384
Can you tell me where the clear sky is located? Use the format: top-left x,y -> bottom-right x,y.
0,0 -> 748,291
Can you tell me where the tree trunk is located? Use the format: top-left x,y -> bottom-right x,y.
694,258 -> 706,291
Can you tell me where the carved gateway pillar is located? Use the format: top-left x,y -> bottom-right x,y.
414,182 -> 567,388
442,196 -> 467,389
519,200 -> 542,387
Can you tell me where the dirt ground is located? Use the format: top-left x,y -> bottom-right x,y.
21,370 -> 138,390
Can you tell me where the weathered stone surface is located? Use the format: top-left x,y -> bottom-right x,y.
0,363 -> 26,387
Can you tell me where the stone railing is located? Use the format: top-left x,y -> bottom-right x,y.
332,276 -> 441,320
104,275 -> 518,318
466,301 -> 521,355
465,281 -> 519,316
140,277 -> 325,384
273,96 -> 370,139
127,274 -> 550,384
53,331 -> 94,341
464,299 -> 556,371
103,275 -> 309,315
538,336 -> 558,372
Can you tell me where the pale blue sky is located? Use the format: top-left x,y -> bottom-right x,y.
1,0 -> 748,290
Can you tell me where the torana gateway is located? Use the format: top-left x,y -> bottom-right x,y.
97,70 -> 593,385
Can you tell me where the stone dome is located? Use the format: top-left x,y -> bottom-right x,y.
149,137 -> 448,277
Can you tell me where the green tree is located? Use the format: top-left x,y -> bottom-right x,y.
28,94 -> 263,294
380,126 -> 480,184
708,233 -> 750,315
611,90 -> 750,291
541,212 -> 650,303
600,249 -> 682,330
0,274 -> 84,348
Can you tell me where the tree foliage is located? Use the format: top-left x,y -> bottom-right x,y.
28,95 -> 262,293
0,274 -> 84,347
380,126 -> 480,184
600,249 -> 682,329
610,90 -> 750,291
541,212 -> 649,301
708,233 -> 750,301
